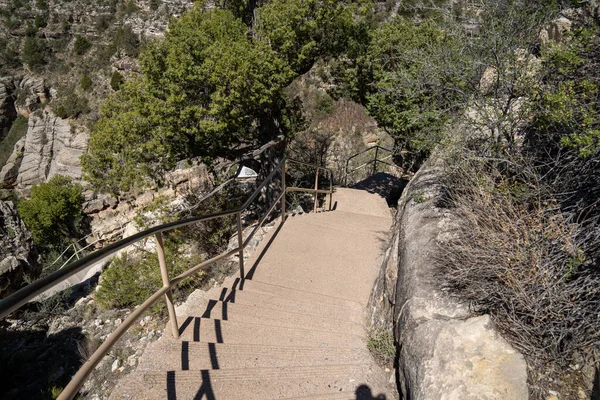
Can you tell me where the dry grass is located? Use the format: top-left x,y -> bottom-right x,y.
437,151 -> 600,399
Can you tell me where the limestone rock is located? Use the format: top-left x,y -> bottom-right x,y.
16,76 -> 48,117
0,136 -> 25,184
0,201 -> 38,298
479,66 -> 498,95
112,57 -> 141,73
16,110 -> 88,189
540,16 -> 573,45
370,155 -> 529,399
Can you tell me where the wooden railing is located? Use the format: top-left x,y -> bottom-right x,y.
0,157 -> 333,400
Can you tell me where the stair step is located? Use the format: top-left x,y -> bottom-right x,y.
240,279 -> 363,311
187,300 -> 364,335
170,318 -> 365,347
138,340 -> 372,371
219,290 -> 363,323
115,364 -> 380,399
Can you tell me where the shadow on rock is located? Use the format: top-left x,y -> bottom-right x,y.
0,323 -> 85,399
350,172 -> 409,207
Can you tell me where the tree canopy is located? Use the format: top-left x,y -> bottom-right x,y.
18,175 -> 84,247
82,7 -> 294,193
82,1 -> 369,194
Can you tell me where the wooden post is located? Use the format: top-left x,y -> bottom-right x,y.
155,232 -> 179,339
373,146 -> 379,175
313,167 -> 320,213
281,161 -> 286,222
237,213 -> 245,281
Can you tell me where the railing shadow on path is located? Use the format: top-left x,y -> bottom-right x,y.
169,204 -> 391,400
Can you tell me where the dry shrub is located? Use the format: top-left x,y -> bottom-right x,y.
438,151 -> 600,399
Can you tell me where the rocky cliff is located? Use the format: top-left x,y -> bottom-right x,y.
8,110 -> 88,189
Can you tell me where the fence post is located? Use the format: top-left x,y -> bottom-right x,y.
237,212 -> 245,281
313,167 -> 320,213
155,232 -> 179,339
281,161 -> 286,222
373,146 -> 379,175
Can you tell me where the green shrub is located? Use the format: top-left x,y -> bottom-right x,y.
109,71 -> 124,91
0,38 -> 20,71
22,36 -> 48,70
96,245 -> 203,312
367,326 -> 396,366
80,74 -> 93,91
34,14 -> 47,28
112,25 -> 139,56
17,175 -> 84,246
55,90 -> 89,118
121,0 -> 138,15
73,36 -> 92,55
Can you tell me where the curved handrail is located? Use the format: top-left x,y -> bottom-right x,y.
0,156 -> 333,400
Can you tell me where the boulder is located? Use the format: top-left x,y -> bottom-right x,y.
368,155 -> 529,399
478,66 -> 498,95
540,16 -> 573,45
0,201 -> 38,298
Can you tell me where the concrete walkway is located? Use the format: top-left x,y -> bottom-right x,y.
110,188 -> 395,399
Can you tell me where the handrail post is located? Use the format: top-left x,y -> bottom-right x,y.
373,146 -> 379,175
281,160 -> 286,222
344,159 -> 349,187
237,212 -> 245,281
313,167 -> 320,213
329,170 -> 333,211
155,232 -> 179,339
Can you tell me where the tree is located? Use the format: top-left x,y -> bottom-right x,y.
255,0 -> 368,75
22,36 -> 48,70
82,7 -> 295,193
110,71 -> 124,90
18,175 -> 85,247
73,36 -> 92,55
80,74 -> 93,91
363,18 -> 469,167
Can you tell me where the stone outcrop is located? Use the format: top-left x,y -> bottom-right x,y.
0,201 -> 38,298
368,156 -> 529,399
16,76 -> 48,118
86,163 -> 214,242
14,110 -> 88,190
0,136 -> 25,184
540,16 -> 573,45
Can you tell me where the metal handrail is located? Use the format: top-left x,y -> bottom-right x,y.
0,156 -> 334,400
344,145 -> 400,186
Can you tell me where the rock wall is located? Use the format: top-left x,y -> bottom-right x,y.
12,110 -> 88,190
368,155 -> 529,399
0,200 -> 38,298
